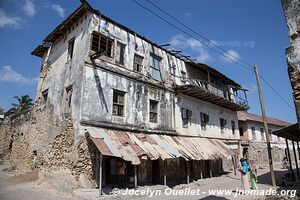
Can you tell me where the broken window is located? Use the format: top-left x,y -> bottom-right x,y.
68,37 -> 75,60
112,90 -> 125,116
149,100 -> 158,123
251,126 -> 256,140
200,112 -> 209,130
133,54 -> 143,72
231,120 -> 235,134
220,118 -> 227,133
115,42 -> 125,65
91,32 -> 113,57
42,89 -> 48,104
65,85 -> 73,109
149,54 -> 161,81
260,128 -> 265,141
181,70 -> 187,83
181,108 -> 192,127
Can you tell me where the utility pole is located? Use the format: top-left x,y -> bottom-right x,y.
254,65 -> 276,187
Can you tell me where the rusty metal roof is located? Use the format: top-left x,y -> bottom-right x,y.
84,126 -> 234,165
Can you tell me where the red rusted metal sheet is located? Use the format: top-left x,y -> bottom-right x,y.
89,137 -> 114,156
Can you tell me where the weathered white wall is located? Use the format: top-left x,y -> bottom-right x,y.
175,94 -> 240,139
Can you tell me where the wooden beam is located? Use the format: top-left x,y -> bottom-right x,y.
187,161 -> 190,184
163,160 -> 167,185
99,153 -> 102,196
134,165 -> 138,189
285,134 -> 294,177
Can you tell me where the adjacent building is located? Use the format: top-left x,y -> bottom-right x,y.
238,111 -> 291,166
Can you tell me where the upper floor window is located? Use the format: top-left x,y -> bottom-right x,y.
231,120 -> 235,134
65,85 -> 73,109
181,108 -> 192,128
68,38 -> 75,60
200,112 -> 209,130
149,100 -> 158,123
115,42 -> 125,65
251,127 -> 256,140
239,127 -> 244,136
112,90 -> 125,117
181,70 -> 187,83
42,89 -> 48,104
220,118 -> 227,133
260,128 -> 265,141
149,54 -> 162,81
91,33 -> 113,57
133,54 -> 143,72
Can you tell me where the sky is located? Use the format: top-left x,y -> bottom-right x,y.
0,0 -> 296,123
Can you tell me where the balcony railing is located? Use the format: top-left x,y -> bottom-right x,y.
176,78 -> 249,111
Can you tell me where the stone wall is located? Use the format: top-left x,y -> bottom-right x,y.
0,104 -> 97,188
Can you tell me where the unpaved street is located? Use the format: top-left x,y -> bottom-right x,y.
0,159 -> 298,200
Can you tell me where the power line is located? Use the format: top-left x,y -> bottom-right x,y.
130,0 -> 295,111
145,0 -> 253,69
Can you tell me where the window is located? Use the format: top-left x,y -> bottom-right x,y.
149,100 -> 158,123
181,71 -> 187,83
115,42 -> 125,65
231,121 -> 235,134
42,89 -> 48,104
251,127 -> 256,140
260,128 -> 265,141
133,54 -> 143,72
239,127 -> 244,136
112,90 -> 125,116
65,85 -> 73,109
68,38 -> 75,59
200,112 -> 209,130
181,108 -> 192,127
149,54 -> 161,81
91,33 -> 113,57
220,118 -> 227,133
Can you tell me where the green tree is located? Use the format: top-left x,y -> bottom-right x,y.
0,106 -> 4,115
12,95 -> 33,112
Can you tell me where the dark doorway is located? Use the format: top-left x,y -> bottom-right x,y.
152,160 -> 160,184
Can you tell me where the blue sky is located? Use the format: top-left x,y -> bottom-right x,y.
0,0 -> 296,123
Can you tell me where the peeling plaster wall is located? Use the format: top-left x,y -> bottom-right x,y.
35,12 -> 94,136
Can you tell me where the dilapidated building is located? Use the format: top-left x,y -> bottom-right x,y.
238,111 -> 291,167
1,0 -> 249,189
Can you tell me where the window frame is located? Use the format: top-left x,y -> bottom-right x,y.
220,118 -> 227,133
149,100 -> 158,123
65,85 -> 73,110
200,112 -> 209,130
115,41 -> 126,65
91,32 -> 114,57
42,89 -> 48,104
251,126 -> 256,140
181,70 -> 187,83
112,90 -> 125,117
133,54 -> 144,72
68,37 -> 75,60
260,128 -> 265,141
231,120 -> 235,134
149,53 -> 162,81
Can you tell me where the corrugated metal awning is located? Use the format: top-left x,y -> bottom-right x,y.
85,127 -> 234,165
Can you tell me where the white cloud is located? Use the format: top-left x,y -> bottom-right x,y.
0,65 -> 37,85
0,8 -> 23,29
51,4 -> 65,18
23,0 -> 36,17
222,49 -> 241,63
169,34 -> 211,63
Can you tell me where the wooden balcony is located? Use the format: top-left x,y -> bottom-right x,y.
175,79 -> 248,111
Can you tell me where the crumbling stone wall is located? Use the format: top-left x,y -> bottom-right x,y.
0,104 -> 97,188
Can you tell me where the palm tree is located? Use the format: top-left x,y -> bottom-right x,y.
12,95 -> 33,112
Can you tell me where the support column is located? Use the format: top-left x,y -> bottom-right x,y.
297,142 -> 300,160
99,153 -> 102,197
209,160 -> 213,178
186,161 -> 190,184
134,165 -> 138,189
232,155 -> 237,176
285,134 -> 294,176
163,160 -> 167,186
292,141 -> 299,179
